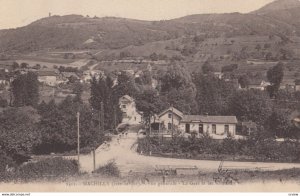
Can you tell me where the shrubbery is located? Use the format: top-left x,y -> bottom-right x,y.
93,161 -> 120,177
1,157 -> 79,182
137,136 -> 300,162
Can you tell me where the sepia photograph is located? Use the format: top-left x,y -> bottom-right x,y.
1,0 -> 300,193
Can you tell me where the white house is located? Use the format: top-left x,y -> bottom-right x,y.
245,80 -> 270,91
157,107 -> 183,130
155,107 -> 238,139
38,70 -> 58,86
119,95 -> 142,125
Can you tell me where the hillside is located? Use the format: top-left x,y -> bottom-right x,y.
254,0 -> 300,13
0,0 -> 300,55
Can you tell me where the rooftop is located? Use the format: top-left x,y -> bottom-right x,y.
182,115 -> 238,124
38,70 -> 57,77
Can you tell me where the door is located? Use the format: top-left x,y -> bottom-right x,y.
199,124 -> 203,134
212,124 -> 216,134
185,123 -> 190,133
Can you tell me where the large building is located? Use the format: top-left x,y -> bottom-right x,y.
38,70 -> 58,86
119,95 -> 142,125
155,107 -> 238,139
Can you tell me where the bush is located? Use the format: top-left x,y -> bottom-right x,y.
0,150 -> 16,181
93,161 -> 120,177
137,136 -> 300,162
13,157 -> 79,181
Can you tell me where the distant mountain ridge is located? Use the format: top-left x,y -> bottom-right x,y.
1,0 -> 300,53
254,0 -> 300,14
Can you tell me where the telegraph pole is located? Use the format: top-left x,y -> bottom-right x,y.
100,101 -> 104,132
113,106 -> 117,129
149,114 -> 152,136
77,112 -> 80,164
171,105 -> 174,138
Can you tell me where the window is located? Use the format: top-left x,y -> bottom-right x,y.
212,124 -> 216,134
199,124 -> 203,134
225,125 -> 229,135
185,124 -> 190,133
168,113 -> 172,118
168,123 -> 172,130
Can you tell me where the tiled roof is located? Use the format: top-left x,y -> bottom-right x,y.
38,70 -> 57,77
120,95 -> 134,102
158,107 -> 184,118
182,115 -> 238,124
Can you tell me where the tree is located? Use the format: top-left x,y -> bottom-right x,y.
72,82 -> 84,103
11,72 -> 39,107
113,71 -> 138,98
238,75 -> 250,89
20,62 -> 28,68
0,97 -> 8,108
0,107 -> 41,156
149,53 -> 158,61
255,44 -> 261,51
193,73 -> 236,115
159,64 -> 197,114
12,62 -> 19,70
267,109 -> 293,138
201,61 -> 214,74
36,97 -> 107,154
135,88 -> 164,127
90,76 -> 122,130
34,64 -> 41,69
228,90 -> 272,126
267,62 -> 284,97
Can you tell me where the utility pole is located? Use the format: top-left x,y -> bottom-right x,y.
77,112 -> 80,164
113,106 -> 117,129
100,101 -> 104,132
149,114 -> 152,136
92,149 -> 96,171
171,104 -> 174,138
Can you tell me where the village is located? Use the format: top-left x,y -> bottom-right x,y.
2,0 -> 300,188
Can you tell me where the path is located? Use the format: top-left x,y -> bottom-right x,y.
71,125 -> 300,175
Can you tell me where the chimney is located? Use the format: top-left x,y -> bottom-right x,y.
49,12 -> 51,17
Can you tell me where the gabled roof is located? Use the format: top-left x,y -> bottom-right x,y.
182,115 -> 238,124
158,107 -> 184,118
119,95 -> 134,102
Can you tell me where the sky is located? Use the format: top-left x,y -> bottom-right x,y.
0,0 -> 274,30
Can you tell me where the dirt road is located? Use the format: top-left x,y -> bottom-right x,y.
75,125 -> 300,175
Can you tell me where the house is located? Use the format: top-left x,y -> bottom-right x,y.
155,107 -> 238,139
213,72 -> 224,79
38,70 -> 58,86
0,70 -> 9,85
82,70 -> 104,82
246,80 -> 270,91
279,79 -> 296,92
119,95 -> 142,125
157,107 -> 183,130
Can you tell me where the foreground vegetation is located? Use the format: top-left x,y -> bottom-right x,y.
1,155 -> 300,185
137,134 -> 300,163
0,157 -> 79,182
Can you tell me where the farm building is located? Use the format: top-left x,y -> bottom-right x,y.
154,107 -> 238,139
119,95 -> 142,125
38,70 -> 58,86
